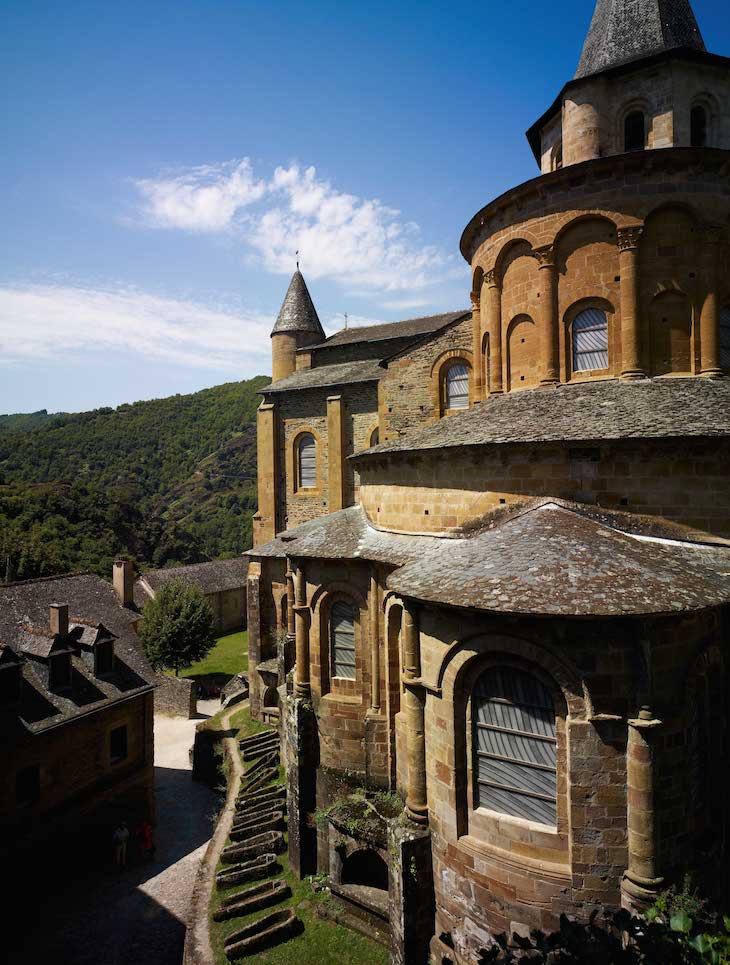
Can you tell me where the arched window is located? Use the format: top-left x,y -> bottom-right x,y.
473,666 -> 557,825
624,111 -> 645,153
445,362 -> 469,410
691,106 -> 708,148
721,306 -> 730,371
369,427 -> 379,447
297,434 -> 316,489
572,308 -> 609,372
330,601 -> 356,680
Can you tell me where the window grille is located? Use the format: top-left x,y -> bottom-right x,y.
624,112 -> 645,152
331,601 -> 356,680
445,363 -> 469,409
572,308 -> 609,371
721,306 -> 730,371
473,666 -> 557,825
297,434 -> 316,489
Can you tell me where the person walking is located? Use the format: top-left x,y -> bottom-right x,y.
112,821 -> 130,868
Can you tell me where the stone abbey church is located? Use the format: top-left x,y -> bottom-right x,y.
247,0 -> 730,961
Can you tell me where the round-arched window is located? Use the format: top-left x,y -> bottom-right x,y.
721,305 -> 730,372
297,434 -> 316,489
691,106 -> 708,148
369,427 -> 379,447
445,362 -> 469,410
572,308 -> 609,372
473,666 -> 557,826
624,111 -> 645,153
330,601 -> 356,680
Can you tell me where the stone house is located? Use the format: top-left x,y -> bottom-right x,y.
246,1 -> 730,962
0,568 -> 155,863
135,557 -> 248,634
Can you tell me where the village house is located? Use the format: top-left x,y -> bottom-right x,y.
246,0 -> 730,961
135,557 -> 248,635
0,561 -> 155,862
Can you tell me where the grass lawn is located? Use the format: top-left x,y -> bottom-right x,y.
209,707 -> 388,965
179,629 -> 248,689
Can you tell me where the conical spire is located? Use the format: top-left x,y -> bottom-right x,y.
576,0 -> 706,79
271,270 -> 325,341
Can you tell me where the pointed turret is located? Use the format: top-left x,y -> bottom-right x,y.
270,271 -> 325,381
576,0 -> 705,79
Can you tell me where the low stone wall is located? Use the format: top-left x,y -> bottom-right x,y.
154,674 -> 197,718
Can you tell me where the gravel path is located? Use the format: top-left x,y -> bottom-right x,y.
9,706 -> 221,965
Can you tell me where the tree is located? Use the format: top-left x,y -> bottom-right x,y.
139,578 -> 216,675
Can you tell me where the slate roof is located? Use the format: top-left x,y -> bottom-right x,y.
248,501 -> 730,618
576,0 -> 705,79
358,378 -> 730,459
313,312 -> 469,350
0,573 -> 153,735
261,358 -> 384,395
271,271 -> 325,340
135,557 -> 249,600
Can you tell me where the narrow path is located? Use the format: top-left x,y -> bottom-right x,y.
184,702 -> 245,965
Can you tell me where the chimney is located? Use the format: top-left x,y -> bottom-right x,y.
50,603 -> 69,637
113,559 -> 134,607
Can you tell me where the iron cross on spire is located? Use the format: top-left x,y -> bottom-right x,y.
296,250 -> 300,271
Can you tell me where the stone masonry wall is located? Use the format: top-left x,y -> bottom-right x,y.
154,674 -> 196,718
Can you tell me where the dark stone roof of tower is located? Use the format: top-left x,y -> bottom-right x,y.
576,0 -> 705,79
271,271 -> 325,340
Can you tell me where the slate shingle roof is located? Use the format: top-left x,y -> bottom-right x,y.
248,501 -> 730,618
576,0 -> 706,79
359,378 -> 730,458
136,557 -> 249,599
261,359 -> 384,395
313,312 -> 469,350
271,271 -> 325,340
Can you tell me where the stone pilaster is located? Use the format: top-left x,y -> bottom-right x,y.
253,402 -> 279,545
533,246 -> 559,385
621,710 -> 665,912
293,564 -> 311,699
483,269 -> 503,394
327,394 -> 346,512
247,562 -> 263,720
284,695 -> 318,878
388,819 -> 434,965
618,227 -> 645,379
403,603 -> 428,825
700,225 -> 723,378
369,570 -> 381,713
470,290 -> 483,402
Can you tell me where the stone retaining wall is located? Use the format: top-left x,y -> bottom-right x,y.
154,674 -> 197,718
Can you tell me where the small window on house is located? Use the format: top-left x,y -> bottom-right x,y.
721,306 -> 730,371
297,434 -> 316,490
369,427 -> 379,447
445,362 -> 469,410
691,106 -> 708,148
624,111 -> 645,152
110,724 -> 128,764
553,143 -> 563,171
95,641 -> 114,677
0,664 -> 22,704
473,666 -> 557,826
572,308 -> 609,372
49,653 -> 71,691
330,601 -> 356,680
16,764 -> 40,808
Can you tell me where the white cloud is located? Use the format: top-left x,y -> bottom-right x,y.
135,159 -> 266,232
0,284 -> 272,370
380,297 -> 431,311
132,159 -> 460,292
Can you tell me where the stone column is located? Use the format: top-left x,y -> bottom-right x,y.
618,227 -> 645,379
621,709 -> 665,911
533,246 -> 559,385
470,289 -> 483,402
483,269 -> 503,394
293,564 -> 311,699
700,226 -> 723,378
253,402 -> 279,545
283,559 -> 296,680
369,570 -> 381,713
403,603 -> 428,824
327,394 -> 346,511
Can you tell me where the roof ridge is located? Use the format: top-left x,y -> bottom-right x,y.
317,309 -> 469,345
1,570 -> 95,588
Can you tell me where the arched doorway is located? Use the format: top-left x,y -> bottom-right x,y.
341,848 -> 389,892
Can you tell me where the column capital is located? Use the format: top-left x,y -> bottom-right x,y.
483,267 -> 500,288
618,226 -> 643,251
470,290 -> 480,312
532,244 -> 556,268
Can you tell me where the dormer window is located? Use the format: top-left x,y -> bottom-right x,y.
0,661 -> 22,705
691,106 -> 708,147
624,112 -> 645,153
49,653 -> 71,691
95,640 -> 114,677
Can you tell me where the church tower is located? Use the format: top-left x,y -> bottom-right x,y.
270,270 -> 325,382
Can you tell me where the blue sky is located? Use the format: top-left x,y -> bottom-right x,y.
1,0 -> 728,413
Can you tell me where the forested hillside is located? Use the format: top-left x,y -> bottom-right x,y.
0,377 -> 268,582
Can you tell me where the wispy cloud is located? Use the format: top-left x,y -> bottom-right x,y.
0,284 -> 272,369
132,159 -> 459,293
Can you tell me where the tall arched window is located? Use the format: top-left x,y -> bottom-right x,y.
330,601 -> 356,680
624,111 -> 645,153
369,427 -> 379,447
721,306 -> 730,372
691,106 -> 708,148
445,362 -> 469,410
297,434 -> 316,489
572,308 -> 609,372
473,666 -> 557,825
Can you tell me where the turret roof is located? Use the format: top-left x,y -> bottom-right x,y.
576,0 -> 705,79
271,271 -> 325,340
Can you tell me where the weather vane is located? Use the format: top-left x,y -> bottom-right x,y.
296,249 -> 300,271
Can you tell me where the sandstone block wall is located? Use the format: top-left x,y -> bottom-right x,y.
154,674 -> 196,718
